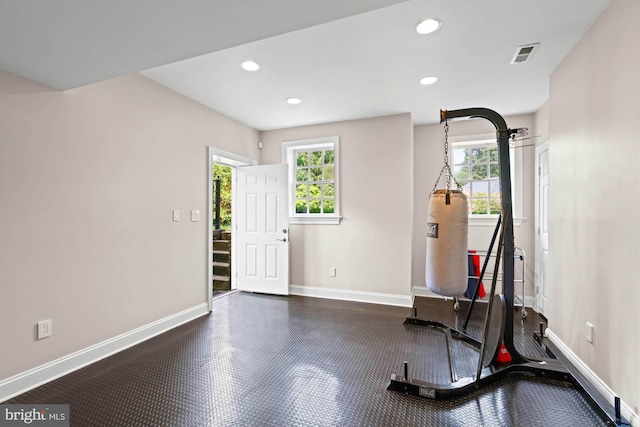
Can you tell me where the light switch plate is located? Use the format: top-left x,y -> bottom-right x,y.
191,210 -> 200,222
586,322 -> 594,343
173,210 -> 180,222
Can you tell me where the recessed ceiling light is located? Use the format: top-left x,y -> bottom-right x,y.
241,60 -> 260,71
420,76 -> 438,85
286,97 -> 302,105
416,19 -> 441,35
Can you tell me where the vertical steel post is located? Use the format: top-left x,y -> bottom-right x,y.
496,127 -> 519,362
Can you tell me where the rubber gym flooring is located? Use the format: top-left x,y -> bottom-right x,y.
6,292 -> 607,426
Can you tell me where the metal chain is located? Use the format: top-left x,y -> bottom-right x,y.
443,120 -> 451,190
431,119 -> 462,193
443,120 -> 450,166
431,165 -> 447,193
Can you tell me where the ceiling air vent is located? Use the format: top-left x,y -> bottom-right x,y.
510,43 -> 539,64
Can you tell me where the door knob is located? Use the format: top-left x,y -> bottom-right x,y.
276,238 -> 287,242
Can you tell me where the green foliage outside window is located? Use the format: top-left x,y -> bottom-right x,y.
212,163 -> 232,229
295,149 -> 335,214
453,145 -> 501,215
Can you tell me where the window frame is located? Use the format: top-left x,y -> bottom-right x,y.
449,134 -> 523,227
282,136 -> 341,225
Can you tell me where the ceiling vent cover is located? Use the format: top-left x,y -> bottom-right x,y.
510,43 -> 540,64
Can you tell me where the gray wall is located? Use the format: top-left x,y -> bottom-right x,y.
0,71 -> 259,380
546,0 -> 640,413
259,114 -> 414,297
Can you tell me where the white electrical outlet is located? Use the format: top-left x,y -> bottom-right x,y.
329,267 -> 336,277
173,209 -> 180,222
37,320 -> 52,339
586,322 -> 594,343
191,210 -> 200,222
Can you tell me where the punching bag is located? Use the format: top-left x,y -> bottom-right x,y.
426,190 -> 468,296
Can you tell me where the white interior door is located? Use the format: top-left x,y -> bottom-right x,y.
236,164 -> 289,295
535,142 -> 550,315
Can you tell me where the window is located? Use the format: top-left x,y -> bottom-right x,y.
452,141 -> 501,215
282,137 -> 340,224
449,136 -> 522,226
294,149 -> 335,214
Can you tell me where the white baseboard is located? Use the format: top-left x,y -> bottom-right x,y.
0,303 -> 209,403
546,328 -> 639,427
289,285 -> 412,307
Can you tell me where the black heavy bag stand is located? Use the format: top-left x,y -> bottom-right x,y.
387,108 -> 627,426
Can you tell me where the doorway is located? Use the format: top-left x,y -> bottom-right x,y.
207,147 -> 255,311
535,141 -> 550,315
212,163 -> 233,297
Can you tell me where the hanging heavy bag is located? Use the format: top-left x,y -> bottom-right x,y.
426,190 -> 468,296
425,118 -> 469,296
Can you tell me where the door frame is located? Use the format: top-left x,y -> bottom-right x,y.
207,147 -> 256,311
534,140 -> 549,315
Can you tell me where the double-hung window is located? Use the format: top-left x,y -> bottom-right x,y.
451,137 -> 522,225
282,136 -> 340,225
452,141 -> 501,215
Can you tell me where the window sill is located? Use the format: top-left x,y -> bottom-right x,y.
290,216 -> 342,225
469,216 -> 525,227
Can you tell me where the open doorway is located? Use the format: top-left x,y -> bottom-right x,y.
212,163 -> 233,297
207,147 -> 256,310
